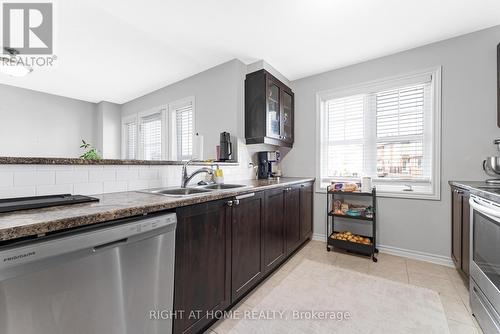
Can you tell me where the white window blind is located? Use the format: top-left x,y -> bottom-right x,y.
374,84 -> 428,180
318,69 -> 440,199
124,121 -> 137,160
139,113 -> 162,160
325,95 -> 364,178
169,99 -> 194,161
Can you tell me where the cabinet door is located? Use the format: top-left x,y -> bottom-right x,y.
231,192 -> 264,301
263,187 -> 286,273
461,191 -> 470,276
281,89 -> 294,144
300,182 -> 313,241
266,79 -> 281,139
451,188 -> 462,269
173,200 -> 231,334
285,185 -> 301,255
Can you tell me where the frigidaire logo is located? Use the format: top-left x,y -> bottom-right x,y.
3,251 -> 35,262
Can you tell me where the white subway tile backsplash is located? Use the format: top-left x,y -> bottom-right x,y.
116,168 -> 139,181
36,184 -> 74,196
0,186 -> 36,198
14,171 -> 55,186
148,179 -> 163,188
36,165 -> 73,171
89,169 -> 116,182
139,169 -> 159,180
56,170 -> 89,184
127,179 -> 150,191
74,182 -> 104,196
103,181 -> 128,193
0,152 -> 250,199
0,172 -> 14,187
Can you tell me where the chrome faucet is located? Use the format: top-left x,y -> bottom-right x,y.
181,159 -> 214,188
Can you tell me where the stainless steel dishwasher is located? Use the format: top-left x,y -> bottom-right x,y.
0,212 -> 176,334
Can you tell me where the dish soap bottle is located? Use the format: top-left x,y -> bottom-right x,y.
214,166 -> 224,184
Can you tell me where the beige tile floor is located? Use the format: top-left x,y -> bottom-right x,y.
208,240 -> 484,334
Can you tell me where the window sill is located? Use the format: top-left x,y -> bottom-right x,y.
316,183 -> 440,201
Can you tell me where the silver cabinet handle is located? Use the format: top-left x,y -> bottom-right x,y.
234,199 -> 240,206
236,193 -> 255,200
227,200 -> 233,207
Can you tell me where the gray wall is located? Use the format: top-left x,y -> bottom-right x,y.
96,101 -> 121,159
122,59 -> 248,160
0,84 -> 97,158
283,25 -> 500,259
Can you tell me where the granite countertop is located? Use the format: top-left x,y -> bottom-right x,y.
449,180 -> 500,202
0,156 -> 239,166
0,177 -> 315,243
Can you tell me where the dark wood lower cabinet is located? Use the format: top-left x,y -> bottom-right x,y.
231,192 -> 264,301
173,200 -> 231,334
285,185 -> 301,255
174,182 -> 315,333
451,186 -> 470,279
299,182 -> 313,241
263,187 -> 286,274
461,190 -> 470,277
451,188 -> 462,268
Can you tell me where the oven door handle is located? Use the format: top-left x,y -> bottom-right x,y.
469,197 -> 500,219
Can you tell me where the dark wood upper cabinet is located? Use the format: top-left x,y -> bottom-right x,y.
263,187 -> 286,273
231,192 -> 264,302
299,182 -> 314,241
173,200 -> 231,334
451,186 -> 470,279
245,69 -> 294,147
285,185 -> 301,255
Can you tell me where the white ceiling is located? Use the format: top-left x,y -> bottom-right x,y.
1,0 -> 500,104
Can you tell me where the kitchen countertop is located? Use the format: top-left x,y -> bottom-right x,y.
0,156 -> 238,166
0,177 -> 314,243
449,180 -> 500,202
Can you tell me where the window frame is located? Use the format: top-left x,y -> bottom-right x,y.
121,96 -> 196,162
137,107 -> 166,161
121,114 -> 139,160
167,96 -> 195,161
315,67 -> 442,200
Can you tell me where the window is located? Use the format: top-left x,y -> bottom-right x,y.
168,98 -> 194,161
122,117 -> 137,160
318,68 -> 441,199
139,112 -> 163,160
122,97 -> 195,161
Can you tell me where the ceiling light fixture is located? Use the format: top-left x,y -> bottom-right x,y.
0,47 -> 33,77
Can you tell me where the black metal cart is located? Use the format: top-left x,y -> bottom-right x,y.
326,188 -> 378,262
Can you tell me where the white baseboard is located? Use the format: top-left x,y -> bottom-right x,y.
312,233 -> 326,242
311,233 -> 454,268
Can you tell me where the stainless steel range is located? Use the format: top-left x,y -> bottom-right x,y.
469,194 -> 500,333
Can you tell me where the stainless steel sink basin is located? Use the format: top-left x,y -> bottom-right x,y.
143,187 -> 214,197
202,184 -> 247,190
141,183 -> 248,197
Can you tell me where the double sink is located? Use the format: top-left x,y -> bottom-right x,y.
143,183 -> 248,197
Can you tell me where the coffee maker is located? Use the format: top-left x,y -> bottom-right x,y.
219,132 -> 232,161
257,151 -> 280,179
